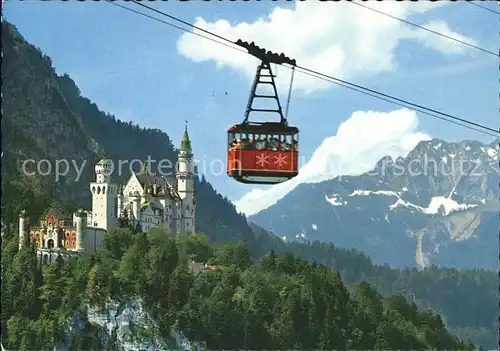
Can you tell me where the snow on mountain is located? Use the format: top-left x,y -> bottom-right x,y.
390,196 -> 477,216
340,189 -> 478,215
249,138 -> 499,269
325,194 -> 346,206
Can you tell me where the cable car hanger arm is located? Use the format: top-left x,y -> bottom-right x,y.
235,39 -> 297,67
236,39 -> 297,126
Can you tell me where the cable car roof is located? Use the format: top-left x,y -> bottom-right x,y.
228,122 -> 299,134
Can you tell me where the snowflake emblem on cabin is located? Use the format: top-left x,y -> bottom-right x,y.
256,153 -> 269,167
273,153 -> 288,168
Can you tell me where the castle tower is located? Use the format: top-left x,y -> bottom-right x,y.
176,123 -> 196,234
75,209 -> 86,251
116,185 -> 123,219
90,159 -> 117,231
18,209 -> 28,250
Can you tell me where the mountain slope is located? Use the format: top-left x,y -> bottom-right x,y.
1,20 -> 256,247
250,138 -> 500,269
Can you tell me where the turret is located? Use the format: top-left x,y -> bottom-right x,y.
90,159 -> 117,231
95,159 -> 112,184
176,122 -> 196,234
18,209 -> 28,250
75,209 -> 86,251
177,123 -> 195,174
117,185 -> 123,218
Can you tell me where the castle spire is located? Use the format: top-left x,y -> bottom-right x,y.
180,121 -> 192,154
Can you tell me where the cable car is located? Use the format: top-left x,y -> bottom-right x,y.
227,41 -> 299,185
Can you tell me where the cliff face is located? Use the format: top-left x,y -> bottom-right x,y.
59,298 -> 204,351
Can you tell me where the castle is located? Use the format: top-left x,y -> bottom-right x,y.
18,128 -> 196,263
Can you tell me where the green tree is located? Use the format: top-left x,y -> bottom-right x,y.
102,227 -> 135,260
212,242 -> 252,270
39,255 -> 65,314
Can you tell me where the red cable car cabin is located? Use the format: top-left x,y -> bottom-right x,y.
227,122 -> 299,184
227,40 -> 299,185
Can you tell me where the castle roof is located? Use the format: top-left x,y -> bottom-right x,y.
135,173 -> 167,188
41,207 -> 71,221
133,173 -> 181,200
120,174 -> 181,202
180,124 -> 192,153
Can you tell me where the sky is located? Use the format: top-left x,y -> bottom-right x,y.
4,0 -> 498,216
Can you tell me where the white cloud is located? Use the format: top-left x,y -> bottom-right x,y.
176,1 -> 475,94
233,108 -> 431,216
408,20 -> 479,55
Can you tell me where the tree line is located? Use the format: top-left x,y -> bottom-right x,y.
1,224 -> 474,350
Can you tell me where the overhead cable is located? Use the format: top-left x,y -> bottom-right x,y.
105,0 -> 500,137
467,1 -> 500,16
348,1 -> 499,58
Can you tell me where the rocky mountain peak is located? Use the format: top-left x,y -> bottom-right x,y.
250,138 -> 499,270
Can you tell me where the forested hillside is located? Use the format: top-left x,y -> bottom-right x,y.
1,20 -> 497,349
1,228 -> 475,351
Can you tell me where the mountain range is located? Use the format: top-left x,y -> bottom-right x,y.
250,138 -> 500,269
2,19 -> 498,348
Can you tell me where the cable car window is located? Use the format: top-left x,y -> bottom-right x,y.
246,134 -> 254,150
292,133 -> 298,150
239,133 -> 244,148
231,133 -> 241,149
267,135 -> 272,150
255,134 -> 266,151
228,133 -> 235,147
241,133 -> 252,150
269,135 -> 279,151
282,135 -> 292,151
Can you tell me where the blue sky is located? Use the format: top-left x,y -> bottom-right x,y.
4,1 -> 498,213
